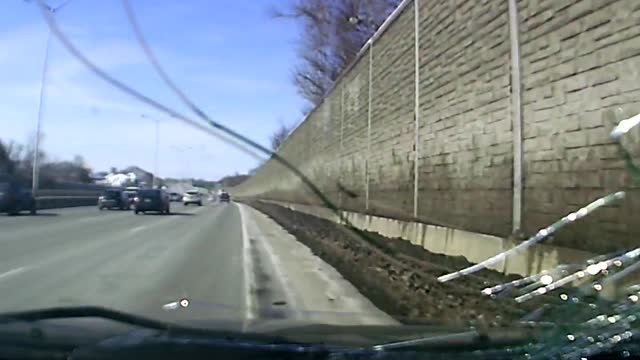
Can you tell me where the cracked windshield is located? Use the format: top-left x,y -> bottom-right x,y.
1,0 -> 640,359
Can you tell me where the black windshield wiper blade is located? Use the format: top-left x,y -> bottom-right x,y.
371,328 -> 538,352
0,306 -> 170,331
0,306 -> 301,344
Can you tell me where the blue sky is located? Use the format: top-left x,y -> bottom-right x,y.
0,0 -> 306,180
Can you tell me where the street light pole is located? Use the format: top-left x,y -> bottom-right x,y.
154,117 -> 159,188
32,0 -> 73,196
32,31 -> 52,196
141,114 -> 160,188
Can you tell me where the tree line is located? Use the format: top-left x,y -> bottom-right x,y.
0,137 -> 92,187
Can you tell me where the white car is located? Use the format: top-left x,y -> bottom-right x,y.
182,190 -> 202,206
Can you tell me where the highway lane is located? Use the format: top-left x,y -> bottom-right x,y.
0,203 -> 245,321
0,202 -> 395,329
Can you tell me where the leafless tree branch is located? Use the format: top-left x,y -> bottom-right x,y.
272,0 -> 401,106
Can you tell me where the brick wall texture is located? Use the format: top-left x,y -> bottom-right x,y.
236,0 -> 640,254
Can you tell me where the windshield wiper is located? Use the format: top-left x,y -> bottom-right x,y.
0,306 -> 170,331
0,306 -> 300,344
371,328 -> 539,352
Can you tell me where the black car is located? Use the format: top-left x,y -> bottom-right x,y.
132,189 -> 170,214
0,180 -> 36,215
98,189 -> 129,210
219,192 -> 230,203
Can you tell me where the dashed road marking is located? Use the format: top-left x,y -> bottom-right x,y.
236,203 -> 256,331
129,226 -> 147,234
0,267 -> 28,281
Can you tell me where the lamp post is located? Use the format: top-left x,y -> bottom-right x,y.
141,114 -> 160,188
32,0 -> 73,196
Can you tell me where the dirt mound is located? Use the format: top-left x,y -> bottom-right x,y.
246,201 -> 540,327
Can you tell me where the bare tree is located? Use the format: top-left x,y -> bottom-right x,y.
1,137 -> 92,185
0,140 -> 14,174
272,0 -> 401,105
270,124 -> 293,151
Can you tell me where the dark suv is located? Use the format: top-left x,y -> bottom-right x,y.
0,180 -> 36,215
219,192 -> 230,203
132,189 -> 170,215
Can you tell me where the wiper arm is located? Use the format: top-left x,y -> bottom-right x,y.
371,328 -> 538,352
0,306 -> 170,331
0,306 -> 299,344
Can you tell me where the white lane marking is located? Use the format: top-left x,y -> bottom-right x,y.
0,267 -> 28,281
244,207 -> 301,318
236,203 -> 256,331
129,226 -> 147,234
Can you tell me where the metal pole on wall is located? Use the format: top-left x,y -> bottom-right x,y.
413,0 -> 421,218
365,41 -> 373,212
508,0 -> 523,233
339,85 -> 345,207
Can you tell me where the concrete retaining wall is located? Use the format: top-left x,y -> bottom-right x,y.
264,200 -> 594,278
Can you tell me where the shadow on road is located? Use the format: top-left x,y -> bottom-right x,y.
140,212 -> 196,216
7,212 -> 59,217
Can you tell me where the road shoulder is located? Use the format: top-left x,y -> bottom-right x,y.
236,202 -> 396,326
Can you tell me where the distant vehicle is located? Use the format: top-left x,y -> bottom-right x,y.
123,186 -> 140,207
0,180 -> 36,215
98,189 -> 129,210
169,192 -> 181,202
219,191 -> 230,203
183,190 -> 202,206
132,189 -> 170,215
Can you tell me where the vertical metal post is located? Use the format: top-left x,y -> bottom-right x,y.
339,85 -> 345,207
365,41 -> 373,211
32,31 -> 53,196
508,0 -> 523,233
413,0 -> 420,218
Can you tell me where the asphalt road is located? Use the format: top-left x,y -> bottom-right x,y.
0,202 -> 395,329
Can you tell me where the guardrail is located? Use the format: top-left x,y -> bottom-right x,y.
36,196 -> 98,210
37,189 -> 103,197
36,192 -> 100,210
